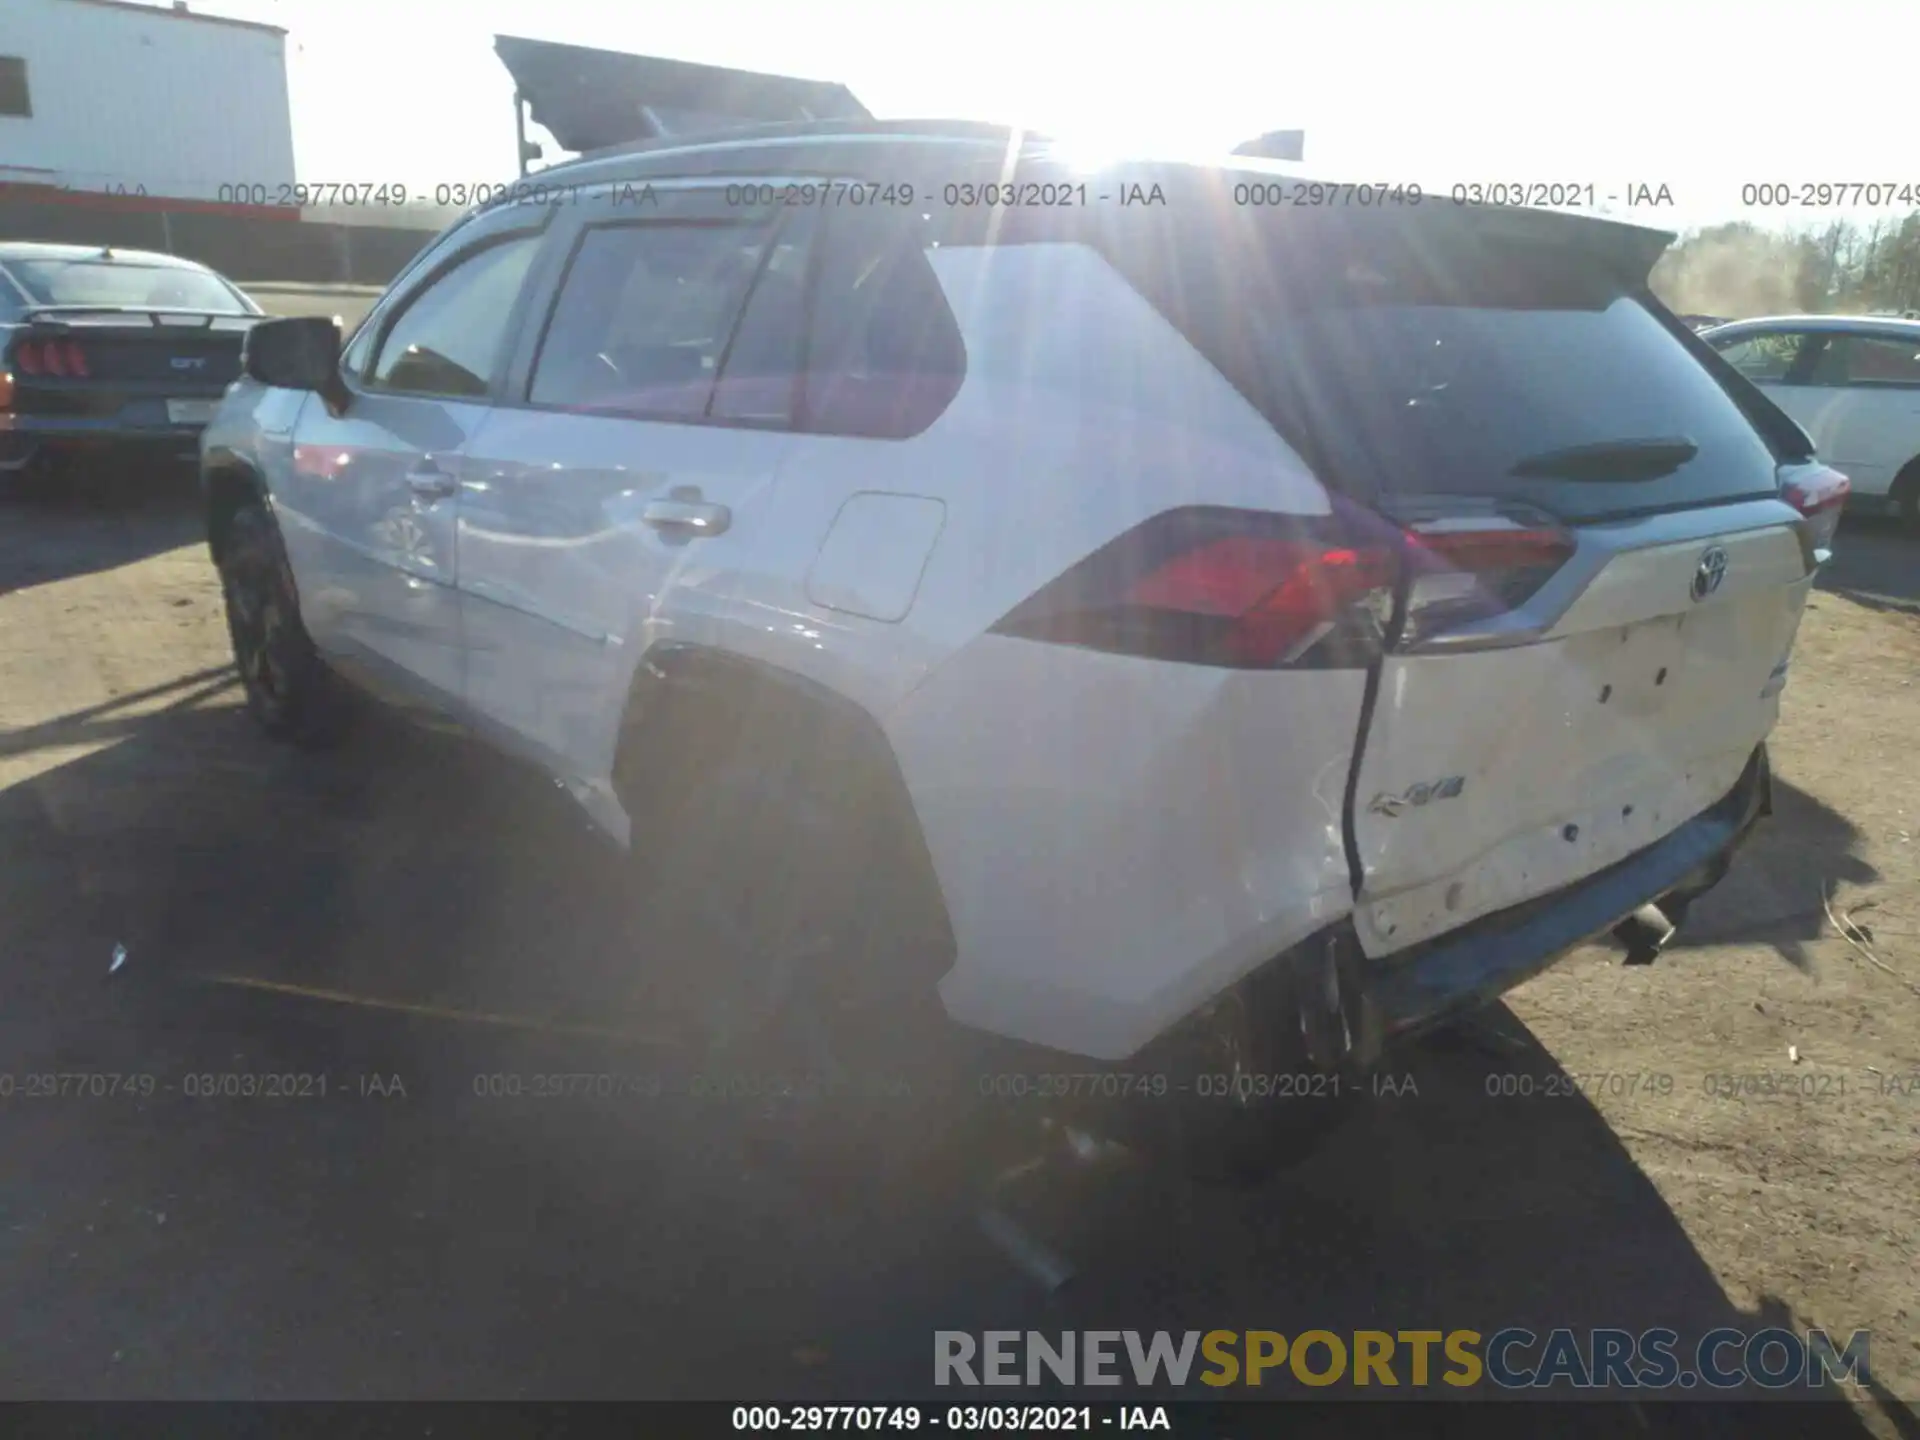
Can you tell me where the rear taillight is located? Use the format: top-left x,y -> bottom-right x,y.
988,504 -> 1403,669
10,339 -> 88,378
1398,513 -> 1576,647
990,501 -> 1581,668
1780,463 -> 1848,563
0,370 -> 12,412
44,340 -> 87,378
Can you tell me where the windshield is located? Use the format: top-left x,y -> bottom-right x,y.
6,258 -> 254,314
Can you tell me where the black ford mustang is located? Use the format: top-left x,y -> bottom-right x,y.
0,242 -> 265,494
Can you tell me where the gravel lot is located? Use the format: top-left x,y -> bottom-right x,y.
0,430 -> 1914,1430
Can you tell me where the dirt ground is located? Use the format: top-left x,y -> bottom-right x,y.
1505,523 -> 1920,1413
0,471 -> 1914,1430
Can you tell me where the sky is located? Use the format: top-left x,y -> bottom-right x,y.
165,0 -> 1918,234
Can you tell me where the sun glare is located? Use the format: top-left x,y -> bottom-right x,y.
1044,123 -> 1244,174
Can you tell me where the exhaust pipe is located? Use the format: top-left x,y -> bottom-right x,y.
1614,902 -> 1677,966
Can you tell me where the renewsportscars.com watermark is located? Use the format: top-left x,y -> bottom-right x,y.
935,1328 -> 1873,1391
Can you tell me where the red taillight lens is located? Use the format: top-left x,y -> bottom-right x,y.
0,370 -> 12,411
990,503 -> 1580,667
1408,525 -> 1575,575
1781,463 -> 1848,562
9,339 -> 87,379
989,505 -> 1403,669
1398,516 -> 1575,646
1782,466 -> 1849,516
1129,536 -> 1400,665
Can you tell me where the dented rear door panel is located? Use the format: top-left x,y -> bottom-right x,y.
1351,499 -> 1812,956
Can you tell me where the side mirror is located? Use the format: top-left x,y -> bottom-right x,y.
242,316 -> 351,414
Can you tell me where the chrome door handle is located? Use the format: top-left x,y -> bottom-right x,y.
641,498 -> 731,536
406,466 -> 460,501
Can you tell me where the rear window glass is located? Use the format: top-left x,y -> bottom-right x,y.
1096,197 -> 1785,523
6,259 -> 251,314
528,220 -> 775,419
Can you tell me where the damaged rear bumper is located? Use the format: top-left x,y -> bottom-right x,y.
1140,744 -> 1774,1077
1362,742 -> 1773,1053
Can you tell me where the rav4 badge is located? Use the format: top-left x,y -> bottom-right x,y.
1369,776 -> 1466,818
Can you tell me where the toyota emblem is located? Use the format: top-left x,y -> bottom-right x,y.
1691,545 -> 1728,602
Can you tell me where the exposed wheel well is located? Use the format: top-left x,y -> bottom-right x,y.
1893,455 -> 1920,502
611,643 -> 955,975
203,460 -> 267,569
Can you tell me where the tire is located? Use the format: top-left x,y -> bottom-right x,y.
1893,461 -> 1920,536
218,503 -> 349,747
624,745 -> 963,1160
2,454 -> 65,505
1131,960 -> 1367,1186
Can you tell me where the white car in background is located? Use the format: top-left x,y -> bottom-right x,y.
1703,315 -> 1920,530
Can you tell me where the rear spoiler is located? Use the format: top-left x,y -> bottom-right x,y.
494,35 -> 871,160
1418,204 -> 1676,291
16,305 -> 257,327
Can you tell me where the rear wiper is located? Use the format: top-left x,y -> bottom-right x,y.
1508,436 -> 1699,481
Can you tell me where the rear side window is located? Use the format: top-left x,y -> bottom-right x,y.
528,220 -> 777,420
524,202 -> 966,437
368,236 -> 540,398
1099,195 -> 1786,523
1713,330 -> 1806,383
800,208 -> 966,439
1806,333 -> 1920,387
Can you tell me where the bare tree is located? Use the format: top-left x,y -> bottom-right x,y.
1651,211 -> 1920,318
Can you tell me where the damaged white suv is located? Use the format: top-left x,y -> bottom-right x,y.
201,123 -> 1845,1175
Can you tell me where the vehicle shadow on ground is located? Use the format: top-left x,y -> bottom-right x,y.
1675,775 -> 1878,970
0,479 -> 204,593
0,695 -> 1902,1432
1821,519 -> 1919,614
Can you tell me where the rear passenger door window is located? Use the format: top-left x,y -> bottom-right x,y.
514,186 -> 967,439
707,217 -> 815,423
801,207 -> 967,438
528,213 -> 783,421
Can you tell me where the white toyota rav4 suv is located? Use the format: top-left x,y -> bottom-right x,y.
202,123 -> 1846,1175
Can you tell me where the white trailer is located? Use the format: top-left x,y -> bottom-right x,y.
0,0 -> 294,204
